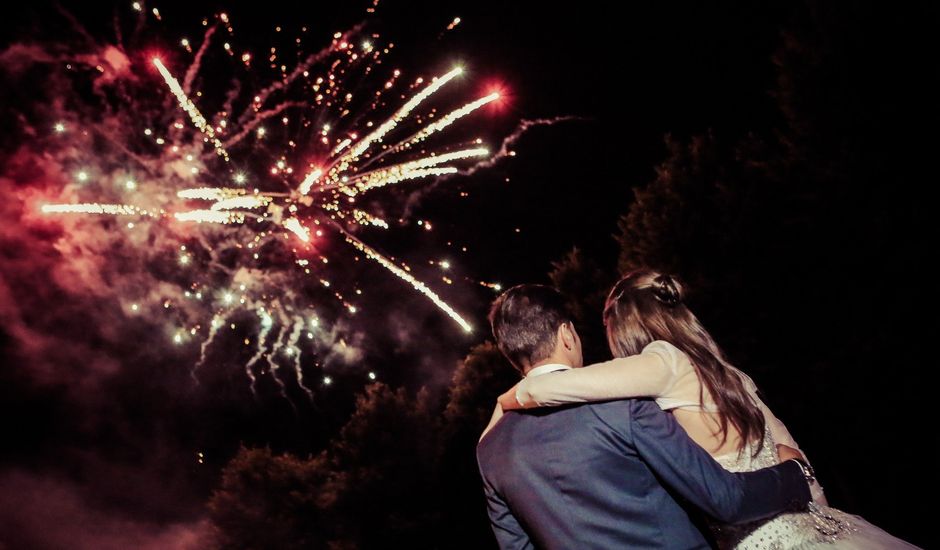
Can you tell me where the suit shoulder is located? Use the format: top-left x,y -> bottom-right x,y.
584,397 -> 652,415
476,411 -> 513,456
585,398 -> 660,435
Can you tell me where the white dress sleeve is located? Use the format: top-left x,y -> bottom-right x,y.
515,340 -> 682,407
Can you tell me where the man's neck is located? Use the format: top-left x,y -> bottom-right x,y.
523,356 -> 573,377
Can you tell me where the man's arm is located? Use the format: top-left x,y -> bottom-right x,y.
480,473 -> 535,550
599,399 -> 811,524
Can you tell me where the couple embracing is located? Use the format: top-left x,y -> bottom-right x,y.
477,269 -> 919,549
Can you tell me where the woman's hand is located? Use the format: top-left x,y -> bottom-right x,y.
498,383 -> 524,411
776,443 -> 802,463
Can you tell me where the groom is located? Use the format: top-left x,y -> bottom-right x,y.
477,284 -> 812,549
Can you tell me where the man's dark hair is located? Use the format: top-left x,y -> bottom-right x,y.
488,284 -> 573,372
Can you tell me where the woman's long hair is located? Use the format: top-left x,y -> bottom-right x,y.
604,269 -> 765,454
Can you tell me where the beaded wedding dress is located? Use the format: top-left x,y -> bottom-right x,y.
711,424 -> 920,549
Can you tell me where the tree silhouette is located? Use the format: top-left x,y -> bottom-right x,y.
437,342 -> 519,549
209,383 -> 441,549
611,3 -> 934,544
208,447 -> 330,550
548,247 -> 614,363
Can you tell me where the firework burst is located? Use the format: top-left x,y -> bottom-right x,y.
34,7 -> 520,403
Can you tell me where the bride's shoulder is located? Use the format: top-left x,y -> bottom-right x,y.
640,340 -> 689,375
642,339 -> 682,353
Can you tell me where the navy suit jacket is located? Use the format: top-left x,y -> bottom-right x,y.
477,398 -> 810,549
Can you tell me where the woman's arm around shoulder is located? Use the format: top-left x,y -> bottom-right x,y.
507,340 -> 684,410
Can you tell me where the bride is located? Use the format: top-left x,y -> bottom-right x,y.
485,269 -> 919,549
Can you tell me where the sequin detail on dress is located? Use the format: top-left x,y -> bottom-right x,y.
711,429 -> 857,549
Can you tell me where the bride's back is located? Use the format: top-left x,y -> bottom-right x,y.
646,340 -> 749,456
674,404 -> 747,456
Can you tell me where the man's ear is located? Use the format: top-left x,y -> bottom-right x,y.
558,322 -> 574,351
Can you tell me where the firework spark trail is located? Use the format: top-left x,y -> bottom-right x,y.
244,308 -> 274,397
343,147 -> 488,193
282,218 -> 311,242
153,58 -> 230,161
400,118 -> 582,219
183,25 -> 217,94
130,0 -> 146,38
332,138 -> 352,156
361,147 -> 490,176
209,196 -> 272,211
174,188 -> 278,222
93,126 -> 154,170
247,49 -> 327,108
237,23 -> 364,126
340,229 -> 473,333
329,66 -> 464,176
41,203 -> 153,216
374,92 -> 501,163
296,74 -> 487,195
194,313 -> 228,383
347,167 -> 460,195
55,4 -> 96,48
403,92 -> 501,145
177,188 -> 244,200
352,210 -> 389,228
174,210 -> 244,224
220,81 -> 242,131
113,12 -> 124,49
298,168 -> 324,196
454,116 -> 583,177
265,314 -> 295,408
286,316 -> 314,399
222,101 -> 304,149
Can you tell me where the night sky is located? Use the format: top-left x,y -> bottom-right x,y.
1,1 -> 936,548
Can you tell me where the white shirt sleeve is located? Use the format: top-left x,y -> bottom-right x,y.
515,340 -> 681,407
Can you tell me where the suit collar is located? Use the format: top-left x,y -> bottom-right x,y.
526,363 -> 573,378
